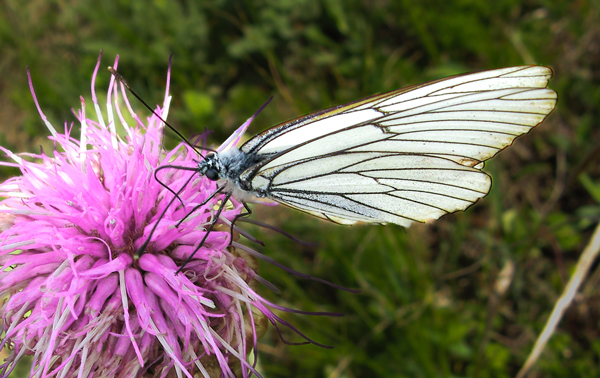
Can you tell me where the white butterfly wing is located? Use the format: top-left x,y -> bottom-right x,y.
239,66 -> 557,226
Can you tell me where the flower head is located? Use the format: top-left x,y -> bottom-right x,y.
0,53 -> 321,378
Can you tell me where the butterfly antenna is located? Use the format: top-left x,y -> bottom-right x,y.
107,66 -> 203,157
189,128 -> 215,151
195,145 -> 218,154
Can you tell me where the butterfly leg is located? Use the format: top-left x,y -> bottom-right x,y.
175,191 -> 233,274
153,164 -> 197,207
175,184 -> 226,227
136,172 -> 196,255
222,201 -> 254,246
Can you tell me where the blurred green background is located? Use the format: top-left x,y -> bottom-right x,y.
1,0 -> 599,377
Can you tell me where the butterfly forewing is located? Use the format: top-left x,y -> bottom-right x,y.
238,66 -> 557,226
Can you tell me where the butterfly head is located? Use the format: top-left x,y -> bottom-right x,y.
196,148 -> 269,200
198,153 -> 224,182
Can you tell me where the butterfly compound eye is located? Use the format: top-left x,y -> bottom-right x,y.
206,169 -> 219,181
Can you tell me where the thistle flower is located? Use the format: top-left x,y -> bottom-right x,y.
0,53 -> 326,378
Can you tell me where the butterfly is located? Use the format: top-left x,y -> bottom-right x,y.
109,65 -> 556,268
197,65 -> 557,227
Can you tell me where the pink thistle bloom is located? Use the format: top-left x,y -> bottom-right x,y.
0,53 -> 327,378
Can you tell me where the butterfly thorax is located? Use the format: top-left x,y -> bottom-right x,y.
198,148 -> 267,200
